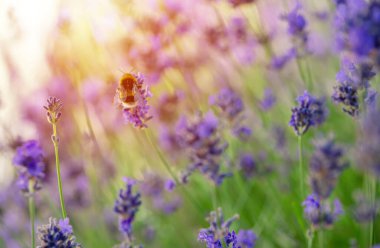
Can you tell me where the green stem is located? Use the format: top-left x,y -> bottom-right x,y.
368,175 -> 376,247
307,229 -> 314,248
318,229 -> 324,248
28,181 -> 36,248
143,129 -> 179,185
52,123 -> 67,219
298,135 -> 305,198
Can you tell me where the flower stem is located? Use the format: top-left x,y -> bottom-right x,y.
368,175 -> 376,247
307,229 -> 314,248
52,122 -> 67,219
28,180 -> 36,248
298,135 -> 305,198
318,229 -> 324,248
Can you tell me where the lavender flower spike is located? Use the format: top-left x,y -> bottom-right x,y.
289,91 -> 327,136
114,178 -> 142,242
12,140 -> 46,193
37,217 -> 81,248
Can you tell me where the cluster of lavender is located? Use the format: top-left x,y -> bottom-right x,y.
140,173 -> 181,214
176,111 -> 230,185
332,58 -> 376,116
198,208 -> 257,248
12,140 -> 46,193
113,178 -> 142,247
289,91 -> 327,136
210,87 -> 252,140
334,0 -> 380,69
37,218 -> 81,248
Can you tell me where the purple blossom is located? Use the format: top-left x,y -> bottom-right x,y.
237,230 -> 257,248
289,91 -> 327,135
270,48 -> 297,70
12,140 -> 45,193
260,88 -> 276,111
334,0 -> 380,68
309,138 -> 348,199
176,112 -> 230,185
114,178 -> 141,238
115,73 -> 152,128
303,194 -> 344,228
210,87 -> 251,140
239,154 -> 257,179
37,217 -> 81,248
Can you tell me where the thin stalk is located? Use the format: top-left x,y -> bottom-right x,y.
298,135 -> 305,198
52,122 -> 67,218
144,129 -> 179,185
369,175 -> 376,247
28,181 -> 36,248
307,230 -> 314,248
318,229 -> 324,248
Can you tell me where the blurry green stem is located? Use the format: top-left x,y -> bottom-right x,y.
368,175 -> 376,247
307,230 -> 314,248
298,135 -> 305,198
144,129 -> 179,185
28,180 -> 36,248
52,123 -> 67,219
318,229 -> 324,248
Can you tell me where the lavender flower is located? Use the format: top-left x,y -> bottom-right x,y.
115,73 -> 152,128
237,230 -> 257,248
281,3 -> 308,56
37,217 -> 81,248
270,48 -> 297,70
198,208 -> 239,248
239,154 -> 257,179
309,139 -> 348,199
210,87 -> 252,140
303,194 -> 344,228
356,107 -> 380,176
140,173 -> 181,214
352,191 -> 379,222
260,88 -> 276,111
12,140 -> 45,193
332,59 -> 376,116
198,208 -> 257,248
289,91 -> 327,135
176,112 -> 230,185
114,178 -> 141,239
44,97 -> 63,124
334,0 -> 380,68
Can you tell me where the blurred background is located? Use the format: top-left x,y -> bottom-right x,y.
0,0 -> 378,247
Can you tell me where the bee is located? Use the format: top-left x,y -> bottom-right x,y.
117,73 -> 142,108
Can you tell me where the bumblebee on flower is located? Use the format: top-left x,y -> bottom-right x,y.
115,72 -> 152,128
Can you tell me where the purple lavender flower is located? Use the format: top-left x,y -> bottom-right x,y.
334,0 -> 380,68
141,173 -> 181,214
309,138 -> 348,199
303,194 -> 344,228
225,231 -> 238,248
281,3 -> 308,56
198,209 -> 257,248
239,154 -> 257,179
356,106 -> 380,176
352,191 -> 379,222
176,112 -> 230,185
114,178 -> 141,238
260,88 -> 276,111
332,58 -> 376,116
12,140 -> 45,193
237,230 -> 257,248
289,91 -> 327,135
210,87 -> 252,140
115,73 -> 152,128
270,48 -> 297,70
37,217 -> 81,248
198,208 -> 239,248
